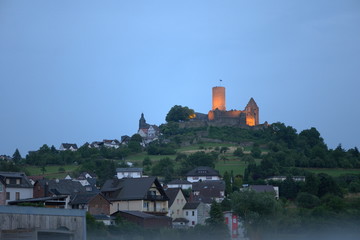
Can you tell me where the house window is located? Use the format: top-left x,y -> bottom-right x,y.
177,209 -> 180,215
143,202 -> 149,209
192,221 -> 195,226
186,211 -> 188,216
192,211 -> 195,216
15,192 -> 20,200
192,177 -> 199,180
206,176 -> 212,180
0,184 -> 3,192
6,179 -> 10,184
16,179 -> 20,184
6,192 -> 10,200
177,199 -> 179,204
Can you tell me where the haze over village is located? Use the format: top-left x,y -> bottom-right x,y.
1,1 -> 360,240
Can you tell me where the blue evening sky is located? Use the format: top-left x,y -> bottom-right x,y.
1,1 -> 359,156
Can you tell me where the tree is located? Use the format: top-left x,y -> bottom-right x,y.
231,190 -> 280,239
151,157 -> 174,183
223,171 -> 232,196
251,146 -> 262,158
280,176 -> 298,200
12,149 -> 22,164
233,147 -> 244,157
165,105 -> 195,122
207,201 -> 225,226
296,192 -> 320,209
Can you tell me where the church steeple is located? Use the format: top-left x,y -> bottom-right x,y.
139,113 -> 150,130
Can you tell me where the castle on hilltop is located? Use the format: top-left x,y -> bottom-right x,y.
180,86 -> 267,129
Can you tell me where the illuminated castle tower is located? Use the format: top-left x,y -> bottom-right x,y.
207,86 -> 259,127
245,98 -> 259,126
212,86 -> 226,111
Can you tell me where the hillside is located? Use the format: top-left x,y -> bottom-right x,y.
2,122 -> 359,188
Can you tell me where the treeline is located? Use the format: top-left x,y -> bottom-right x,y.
210,123 -> 360,169
24,135 -> 144,166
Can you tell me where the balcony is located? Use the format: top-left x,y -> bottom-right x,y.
146,194 -> 167,201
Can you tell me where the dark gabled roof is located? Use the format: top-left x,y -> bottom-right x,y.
37,179 -> 87,195
164,188 -> 183,206
192,180 -> 225,192
70,192 -> 109,205
116,168 -> 143,173
185,166 -> 220,177
8,195 -> 68,205
183,202 -> 200,210
0,172 -> 33,188
191,180 -> 225,204
101,177 -> 167,201
246,98 -> 258,108
167,179 -> 192,185
60,143 -> 78,149
249,185 -> 275,193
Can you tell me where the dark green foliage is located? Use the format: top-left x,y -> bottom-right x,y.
223,171 -> 232,196
178,151 -> 217,176
296,192 -> 320,209
12,148 -> 22,164
317,173 -> 343,197
151,157 -> 174,183
0,161 -> 22,172
165,105 -> 195,122
233,147 -> 244,157
147,142 -> 176,155
231,190 -> 280,238
76,159 -> 116,186
251,146 -> 262,158
279,176 -> 299,200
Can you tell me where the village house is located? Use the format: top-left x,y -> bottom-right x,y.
70,192 -> 111,215
101,177 -> 169,215
243,185 -> 279,199
0,172 -> 33,204
164,188 -> 187,226
190,180 -> 225,204
116,168 -> 143,179
265,176 -> 306,182
59,143 -> 78,151
186,166 -> 221,183
166,179 -> 192,190
103,139 -> 121,149
183,202 -> 210,227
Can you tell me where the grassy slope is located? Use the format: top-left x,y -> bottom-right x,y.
24,141 -> 360,179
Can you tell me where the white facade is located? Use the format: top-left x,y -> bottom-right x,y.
187,175 -> 221,183
167,183 -> 192,190
116,170 -> 143,179
6,187 -> 33,204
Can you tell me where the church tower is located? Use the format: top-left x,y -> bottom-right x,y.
139,113 -> 150,130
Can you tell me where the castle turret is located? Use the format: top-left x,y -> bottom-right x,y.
245,98 -> 259,126
212,86 -> 226,111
